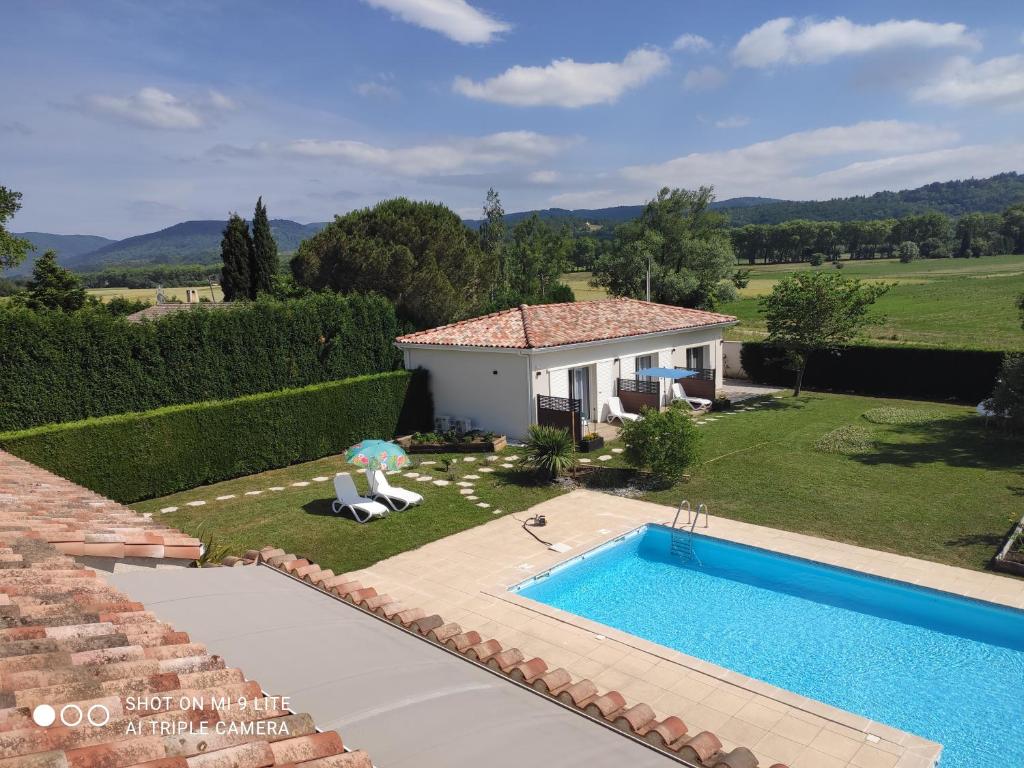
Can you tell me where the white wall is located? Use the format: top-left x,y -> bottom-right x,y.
723,341 -> 746,379
403,348 -> 532,438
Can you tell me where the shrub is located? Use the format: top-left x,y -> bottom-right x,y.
897,241 -> 920,263
740,341 -> 1004,403
0,370 -> 432,503
815,425 -> 873,455
808,252 -> 824,266
518,425 -> 578,479
620,404 -> 700,486
0,292 -> 403,431
862,407 -> 943,425
986,353 -> 1024,433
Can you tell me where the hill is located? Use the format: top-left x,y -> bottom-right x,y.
68,219 -> 327,271
8,233 -> 116,276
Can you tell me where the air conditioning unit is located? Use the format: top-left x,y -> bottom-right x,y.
453,417 -> 473,434
434,416 -> 452,433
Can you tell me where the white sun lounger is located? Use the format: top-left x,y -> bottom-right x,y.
369,470 -> 423,511
331,473 -> 390,523
671,382 -> 713,412
606,396 -> 641,424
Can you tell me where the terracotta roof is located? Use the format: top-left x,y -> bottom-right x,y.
237,547 -> 790,768
395,298 -> 736,349
0,451 -> 201,561
125,303 -> 233,323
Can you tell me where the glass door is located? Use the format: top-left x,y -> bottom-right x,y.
686,346 -> 707,370
635,355 -> 653,381
568,366 -> 592,421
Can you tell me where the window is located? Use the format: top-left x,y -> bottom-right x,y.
686,346 -> 708,371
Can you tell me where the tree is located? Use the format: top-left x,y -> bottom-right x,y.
1,186 -> 33,271
249,197 -> 278,296
500,214 -> 573,306
897,241 -> 919,263
987,355 -> 1024,433
23,250 -> 87,311
593,187 -> 734,309
219,214 -> 253,301
1002,204 -> 1024,254
290,198 -> 497,329
620,403 -> 701,486
479,188 -> 506,293
760,271 -> 889,396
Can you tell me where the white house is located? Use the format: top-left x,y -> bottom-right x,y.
395,298 -> 737,439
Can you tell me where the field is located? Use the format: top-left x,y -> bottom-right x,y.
566,254 -> 1024,351
136,393 -> 1023,575
86,285 -> 224,303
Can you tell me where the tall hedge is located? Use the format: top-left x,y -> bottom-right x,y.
740,341 -> 1004,402
0,370 -> 432,503
0,293 -> 403,431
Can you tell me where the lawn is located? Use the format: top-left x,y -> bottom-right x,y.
87,285 -> 224,303
134,451 -> 564,575
564,255 -> 1024,351
136,392 -> 1022,576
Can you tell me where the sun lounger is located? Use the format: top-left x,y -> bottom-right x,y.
331,473 -> 390,523
369,469 -> 423,511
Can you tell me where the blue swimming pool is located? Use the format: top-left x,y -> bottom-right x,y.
514,526 -> 1024,768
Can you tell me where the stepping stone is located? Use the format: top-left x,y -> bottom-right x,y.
432,479 -> 450,486
404,472 -> 420,478
415,476 -> 431,482
160,506 -> 178,514
292,481 -> 310,487
487,455 -> 499,461
244,490 -> 263,496
463,474 -> 480,480
611,448 -> 623,454
578,458 -> 592,463
269,486 -> 285,491
355,468 -> 366,474
186,500 -> 206,507
478,467 -> 495,473
597,455 -> 613,462
456,481 -> 474,487
491,509 -> 503,515
696,421 -> 707,425
312,476 -> 329,481
466,495 -> 478,501
419,461 -> 437,465
459,488 -> 474,495
462,456 -> 476,463
501,463 -> 515,469
476,502 -> 491,508
215,494 -> 236,501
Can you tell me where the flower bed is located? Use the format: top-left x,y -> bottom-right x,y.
993,513 -> 1024,576
397,430 -> 507,454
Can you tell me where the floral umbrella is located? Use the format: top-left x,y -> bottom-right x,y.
344,439 -> 409,472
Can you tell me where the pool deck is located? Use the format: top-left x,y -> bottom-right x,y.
351,490 -> 1024,768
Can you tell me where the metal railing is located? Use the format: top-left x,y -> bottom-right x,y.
676,366 -> 716,382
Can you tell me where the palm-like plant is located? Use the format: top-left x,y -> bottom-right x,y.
518,425 -> 579,479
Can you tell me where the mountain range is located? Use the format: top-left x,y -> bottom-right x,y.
11,172 -> 1023,274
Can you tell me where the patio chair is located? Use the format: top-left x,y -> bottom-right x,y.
369,469 -> 423,511
671,382 -> 712,412
606,396 -> 641,424
331,473 -> 390,523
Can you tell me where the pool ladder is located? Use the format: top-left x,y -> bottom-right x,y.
670,501 -> 707,565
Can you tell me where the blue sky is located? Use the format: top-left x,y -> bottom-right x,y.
2,0 -> 1023,238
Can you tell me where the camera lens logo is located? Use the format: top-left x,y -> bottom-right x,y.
33,703 -> 110,728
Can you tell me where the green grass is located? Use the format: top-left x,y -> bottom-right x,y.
136,392 -> 1023,576
721,254 -> 1024,350
638,393 -> 1023,572
563,271 -> 610,301
134,451 -> 563,575
86,285 -> 224,303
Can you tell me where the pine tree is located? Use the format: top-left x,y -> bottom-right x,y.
250,197 -> 278,296
479,187 -> 506,297
220,213 -> 253,301
24,250 -> 87,311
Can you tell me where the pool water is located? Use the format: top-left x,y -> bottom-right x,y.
514,526 -> 1024,768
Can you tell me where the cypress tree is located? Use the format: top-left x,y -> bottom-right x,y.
250,197 -> 278,296
220,213 -> 253,301
24,250 -> 87,311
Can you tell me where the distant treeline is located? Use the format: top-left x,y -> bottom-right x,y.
731,204 -> 1024,264
80,263 -> 222,288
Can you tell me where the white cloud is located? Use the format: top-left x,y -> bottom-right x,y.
286,131 -> 577,176
619,120 -> 961,198
355,73 -> 400,99
683,65 -> 727,91
715,115 -> 750,128
733,17 -> 979,68
361,0 -> 509,44
913,55 -> 1024,107
673,33 -> 712,52
85,86 -> 234,129
453,47 -> 669,107
528,170 -> 560,184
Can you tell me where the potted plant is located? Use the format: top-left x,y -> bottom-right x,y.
578,431 -> 605,452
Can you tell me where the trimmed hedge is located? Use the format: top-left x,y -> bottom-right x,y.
0,370 -> 432,503
740,341 -> 1004,402
0,293 -> 403,431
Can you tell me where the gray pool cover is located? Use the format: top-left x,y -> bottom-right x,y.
109,565 -> 680,768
